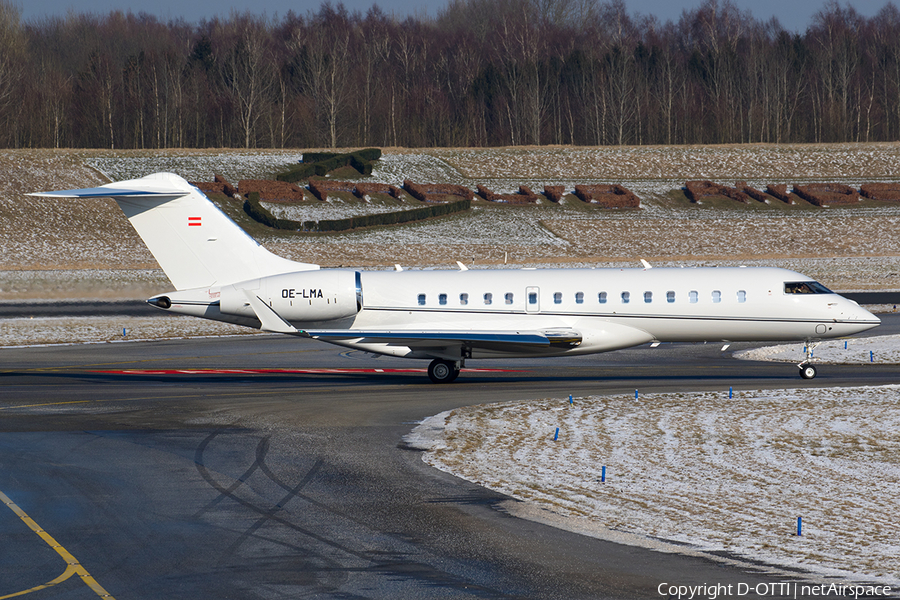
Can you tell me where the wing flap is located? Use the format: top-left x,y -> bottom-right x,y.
303,329 -> 582,349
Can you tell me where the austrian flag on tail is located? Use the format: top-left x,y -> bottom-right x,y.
188,216 -> 202,226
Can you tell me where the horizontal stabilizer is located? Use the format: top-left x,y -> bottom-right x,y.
29,187 -> 185,199
29,173 -> 196,199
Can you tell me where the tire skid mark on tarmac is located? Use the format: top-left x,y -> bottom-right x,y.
193,429 -> 349,593
218,442 -> 324,560
193,432 -> 266,517
193,427 -> 386,562
192,428 -> 514,597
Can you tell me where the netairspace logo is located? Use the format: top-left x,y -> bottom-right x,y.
657,582 -> 895,599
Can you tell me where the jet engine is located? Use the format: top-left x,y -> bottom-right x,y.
219,270 -> 360,324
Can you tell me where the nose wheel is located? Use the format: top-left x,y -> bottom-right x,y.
799,364 -> 817,379
428,359 -> 461,383
798,341 -> 819,379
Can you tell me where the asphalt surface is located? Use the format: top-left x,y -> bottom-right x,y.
0,300 -> 158,318
1,317 -> 899,599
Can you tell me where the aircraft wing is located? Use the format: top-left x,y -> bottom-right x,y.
303,328 -> 582,352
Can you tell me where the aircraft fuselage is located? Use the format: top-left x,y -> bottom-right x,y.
154,266 -> 879,361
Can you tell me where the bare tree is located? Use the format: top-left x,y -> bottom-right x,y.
220,14 -> 275,148
0,1 -> 24,145
4,0 -> 900,149
494,0 -> 548,145
358,8 -> 391,146
808,1 -> 862,141
291,7 -> 353,148
599,1 -> 638,145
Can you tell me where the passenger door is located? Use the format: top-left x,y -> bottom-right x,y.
525,286 -> 540,313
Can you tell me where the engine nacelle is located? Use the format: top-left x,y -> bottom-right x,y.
219,270 -> 360,324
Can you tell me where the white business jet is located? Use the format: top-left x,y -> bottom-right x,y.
32,172 -> 880,383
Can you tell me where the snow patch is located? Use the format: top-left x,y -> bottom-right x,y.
735,334 -> 900,364
407,387 -> 900,583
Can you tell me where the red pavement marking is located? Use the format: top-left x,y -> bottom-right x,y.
92,368 -> 522,375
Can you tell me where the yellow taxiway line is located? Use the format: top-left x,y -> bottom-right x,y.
0,489 -> 115,599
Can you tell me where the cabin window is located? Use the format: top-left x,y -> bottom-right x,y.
460,293 -> 469,305
737,290 -> 747,303
621,291 -> 630,304
484,292 -> 493,305
575,292 -> 584,304
598,292 -> 607,304
505,292 -> 514,305
644,291 -> 653,303
554,292 -> 563,304
689,290 -> 698,303
666,291 -> 675,303
417,294 -> 426,306
712,290 -> 722,303
528,292 -> 538,305
784,281 -> 833,294
439,293 -> 447,306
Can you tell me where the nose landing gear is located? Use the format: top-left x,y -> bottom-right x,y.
798,341 -> 819,379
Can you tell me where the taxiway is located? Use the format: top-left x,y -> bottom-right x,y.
1,318 -> 899,599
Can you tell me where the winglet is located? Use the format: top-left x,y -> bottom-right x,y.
640,259 -> 652,269
243,290 -> 298,333
456,261 -> 468,271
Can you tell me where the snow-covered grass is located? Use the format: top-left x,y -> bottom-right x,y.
407,385 -> 900,583
5,146 -> 900,290
0,269 -> 170,300
0,150 -> 148,271
87,149 -> 304,183
247,199 -> 580,270
263,197 -> 417,222
363,152 -> 676,211
439,144 -> 900,181
543,216 -> 900,263
736,334 -> 900,364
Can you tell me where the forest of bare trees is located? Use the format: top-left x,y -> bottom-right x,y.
1,0 -> 900,149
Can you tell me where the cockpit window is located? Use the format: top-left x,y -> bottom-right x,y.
784,281 -> 833,294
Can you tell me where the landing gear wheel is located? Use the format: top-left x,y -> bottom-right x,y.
428,359 -> 460,384
799,364 -> 817,380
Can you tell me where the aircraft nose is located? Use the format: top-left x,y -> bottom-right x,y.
851,303 -> 880,323
842,301 -> 880,332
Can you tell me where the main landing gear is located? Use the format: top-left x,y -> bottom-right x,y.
798,341 -> 819,380
427,359 -> 461,384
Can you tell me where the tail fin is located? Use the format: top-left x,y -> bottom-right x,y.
31,172 -> 318,290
